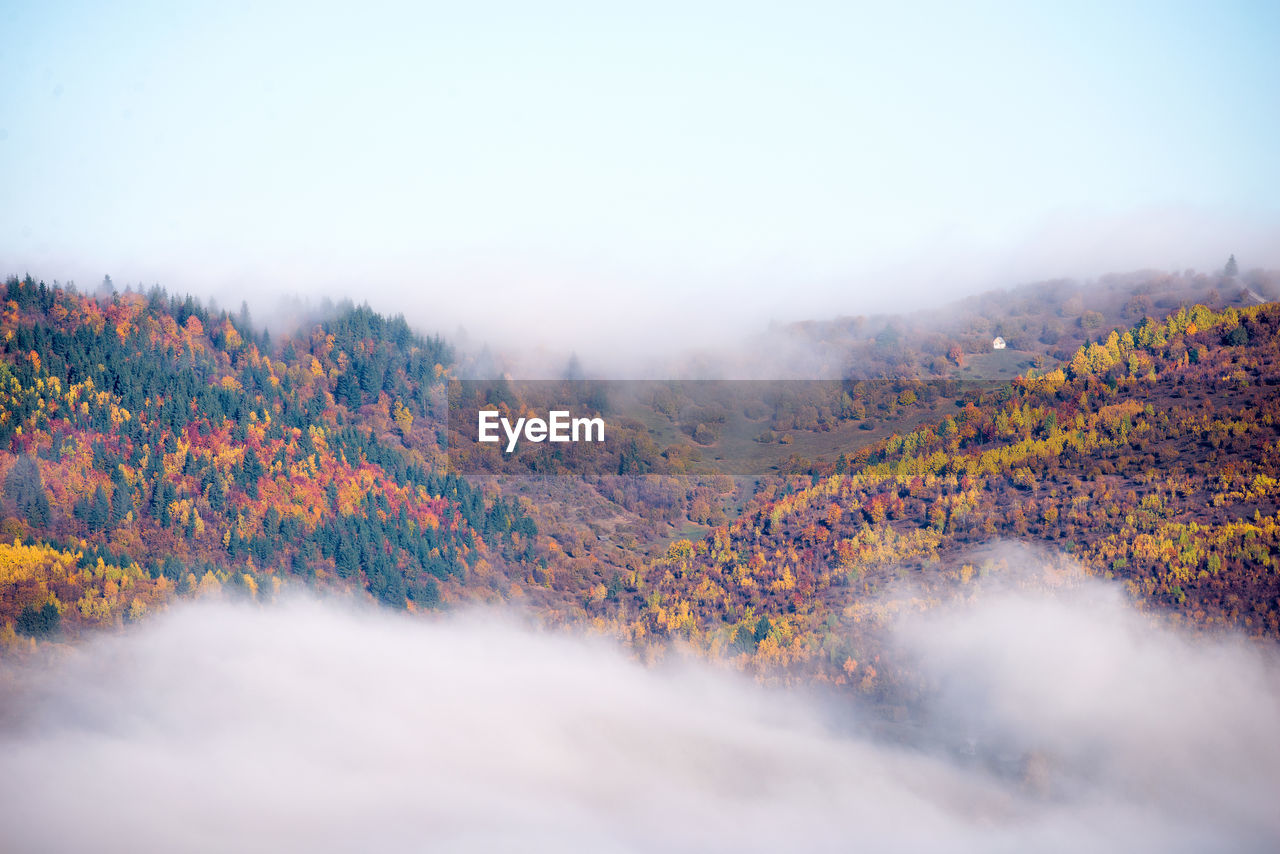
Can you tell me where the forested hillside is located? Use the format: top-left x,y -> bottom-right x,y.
0,276 -> 534,644
756,266 -> 1277,379
601,301 -> 1280,690
3,273 -> 1278,700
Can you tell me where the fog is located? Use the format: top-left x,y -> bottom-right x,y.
24,203 -> 1280,376
2,565 -> 1277,853
175,205 -> 1280,367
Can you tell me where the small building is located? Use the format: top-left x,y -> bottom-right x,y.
992,336 -> 1007,350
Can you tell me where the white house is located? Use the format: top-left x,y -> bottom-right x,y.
992,336 -> 1007,350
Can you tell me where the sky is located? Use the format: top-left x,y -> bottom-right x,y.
2,0 -> 1278,355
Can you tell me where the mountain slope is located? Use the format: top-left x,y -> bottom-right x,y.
0,277 -> 534,645
3,273 -> 1278,695
609,302 -> 1280,686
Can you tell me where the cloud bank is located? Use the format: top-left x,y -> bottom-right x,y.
1,571 -> 1277,853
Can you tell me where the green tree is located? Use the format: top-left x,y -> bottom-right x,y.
16,603 -> 60,637
5,456 -> 50,527
753,616 -> 773,643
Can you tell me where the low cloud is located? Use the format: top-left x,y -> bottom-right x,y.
1,565 -> 1277,852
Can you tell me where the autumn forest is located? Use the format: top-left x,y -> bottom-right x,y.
0,267 -> 1274,702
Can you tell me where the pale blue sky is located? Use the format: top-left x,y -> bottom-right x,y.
2,1 -> 1277,354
